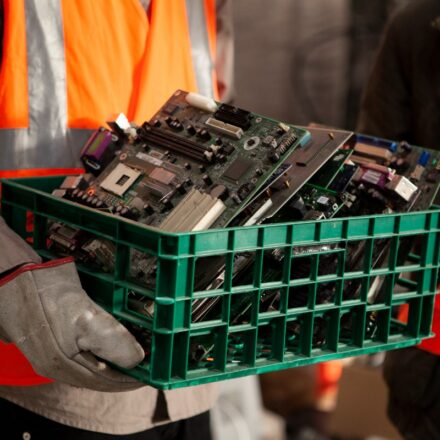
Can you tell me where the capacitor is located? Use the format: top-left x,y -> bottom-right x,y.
199,129 -> 211,141
184,162 -> 191,170
152,119 -> 161,127
186,124 -> 196,136
129,208 -> 140,220
255,168 -> 264,176
418,151 -> 431,167
268,152 -> 280,163
176,183 -> 187,194
203,174 -> 213,186
215,137 -> 223,146
161,198 -> 173,211
198,165 -> 206,173
399,141 -> 412,153
143,203 -> 154,215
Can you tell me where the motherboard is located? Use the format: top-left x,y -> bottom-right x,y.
46,90 -> 440,368
61,90 -> 310,231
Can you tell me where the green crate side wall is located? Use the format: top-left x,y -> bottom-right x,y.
2,177 -> 440,389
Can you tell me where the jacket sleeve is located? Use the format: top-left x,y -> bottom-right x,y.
0,216 -> 41,276
0,0 -> 3,66
357,10 -> 412,140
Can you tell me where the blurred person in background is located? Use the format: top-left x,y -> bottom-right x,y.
358,1 -> 440,439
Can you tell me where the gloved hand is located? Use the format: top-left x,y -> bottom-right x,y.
0,257 -> 145,392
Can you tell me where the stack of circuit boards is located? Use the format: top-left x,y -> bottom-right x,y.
47,90 -> 440,368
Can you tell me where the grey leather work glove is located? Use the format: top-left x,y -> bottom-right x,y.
0,218 -> 145,392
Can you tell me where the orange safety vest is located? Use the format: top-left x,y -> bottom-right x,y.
0,0 -> 218,385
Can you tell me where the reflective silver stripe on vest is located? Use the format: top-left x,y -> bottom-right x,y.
0,0 -> 92,171
185,0 -> 215,98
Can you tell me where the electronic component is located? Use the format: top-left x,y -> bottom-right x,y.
100,163 -> 141,196
244,137 -> 260,150
81,239 -> 116,273
410,164 -> 425,181
354,142 -> 393,161
386,175 -> 418,202
160,188 -> 226,232
80,128 -> 119,175
149,167 -> 175,185
214,104 -> 252,130
210,185 -> 229,200
205,117 -> 243,139
358,168 -> 388,188
60,175 -> 87,191
223,158 -> 252,183
48,223 -> 85,252
185,92 -> 218,113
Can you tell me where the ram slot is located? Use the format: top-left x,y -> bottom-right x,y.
140,123 -> 209,163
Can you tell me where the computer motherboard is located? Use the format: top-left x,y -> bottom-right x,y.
46,90 -> 440,367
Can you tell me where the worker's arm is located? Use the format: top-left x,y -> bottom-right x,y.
0,217 -> 41,275
0,216 -> 145,391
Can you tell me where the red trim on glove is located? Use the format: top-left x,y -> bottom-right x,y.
0,257 -> 74,287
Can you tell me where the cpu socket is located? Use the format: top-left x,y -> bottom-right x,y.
100,163 -> 141,197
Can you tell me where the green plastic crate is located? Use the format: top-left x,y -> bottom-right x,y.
2,176 -> 440,389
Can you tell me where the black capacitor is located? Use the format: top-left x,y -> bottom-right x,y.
184,177 -> 193,186
152,119 -> 161,127
217,154 -> 227,163
143,203 -> 154,215
203,174 -> 213,186
161,198 -> 173,211
184,162 -> 191,170
198,165 -> 206,173
269,152 -> 280,163
120,207 -> 129,217
215,137 -> 223,146
199,129 -> 211,141
176,183 -> 186,194
186,124 -> 196,136
129,208 -> 140,220
255,168 -> 264,176
399,141 -> 412,153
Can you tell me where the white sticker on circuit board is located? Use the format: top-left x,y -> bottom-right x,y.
136,152 -> 163,167
100,163 -> 141,197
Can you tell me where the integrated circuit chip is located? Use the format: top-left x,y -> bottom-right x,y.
223,157 -> 252,183
150,168 -> 176,185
